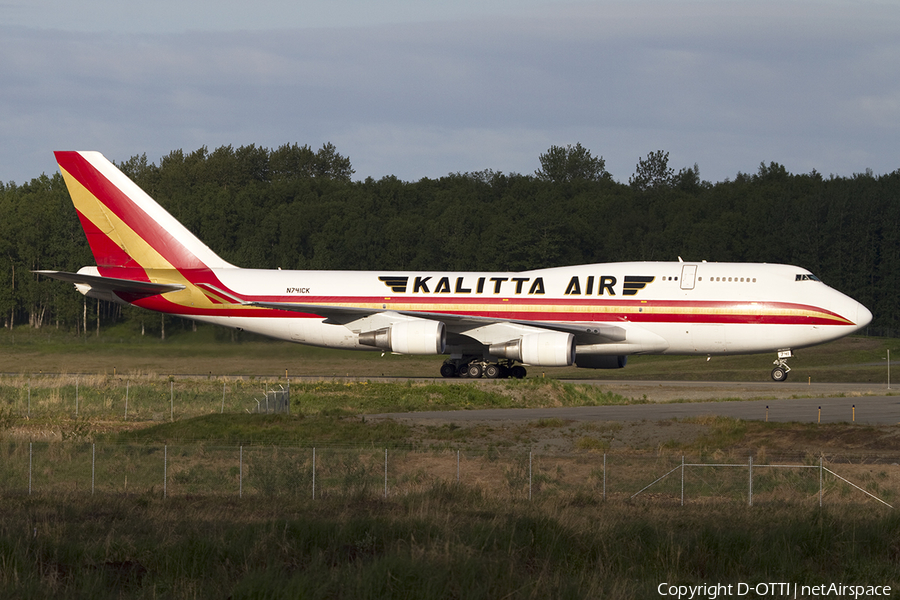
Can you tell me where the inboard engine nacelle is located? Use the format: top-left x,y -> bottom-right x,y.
489,331 -> 576,367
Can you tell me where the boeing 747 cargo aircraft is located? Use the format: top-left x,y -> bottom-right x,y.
38,151 -> 872,381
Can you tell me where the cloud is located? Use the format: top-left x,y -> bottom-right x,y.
2,1 -> 899,184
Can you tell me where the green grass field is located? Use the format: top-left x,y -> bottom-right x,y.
1,489 -> 897,599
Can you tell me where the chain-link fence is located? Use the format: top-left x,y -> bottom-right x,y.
1,442 -> 895,507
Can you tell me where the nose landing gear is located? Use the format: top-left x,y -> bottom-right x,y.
771,350 -> 793,382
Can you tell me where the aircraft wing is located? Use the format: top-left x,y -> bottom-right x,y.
34,270 -> 186,297
247,301 -> 626,345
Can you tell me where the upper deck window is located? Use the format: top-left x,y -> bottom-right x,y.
795,274 -> 822,282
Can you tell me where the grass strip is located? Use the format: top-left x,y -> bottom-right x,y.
0,489 -> 897,599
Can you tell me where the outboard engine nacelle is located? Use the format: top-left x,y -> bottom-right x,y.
489,331 -> 575,367
358,319 -> 446,355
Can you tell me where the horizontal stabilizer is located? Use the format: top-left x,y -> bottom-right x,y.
34,270 -> 185,297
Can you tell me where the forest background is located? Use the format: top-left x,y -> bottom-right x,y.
1,142 -> 897,337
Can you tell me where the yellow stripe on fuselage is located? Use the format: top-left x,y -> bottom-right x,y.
287,300 -> 846,323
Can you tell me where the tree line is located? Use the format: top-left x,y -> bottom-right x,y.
1,142 -> 898,337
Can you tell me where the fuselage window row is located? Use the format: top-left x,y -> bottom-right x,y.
696,277 -> 757,283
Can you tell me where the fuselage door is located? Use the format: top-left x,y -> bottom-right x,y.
680,265 -> 697,290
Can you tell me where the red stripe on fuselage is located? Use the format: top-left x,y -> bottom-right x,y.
229,293 -> 849,324
131,292 -> 850,327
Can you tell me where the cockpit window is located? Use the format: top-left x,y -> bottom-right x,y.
795,274 -> 822,282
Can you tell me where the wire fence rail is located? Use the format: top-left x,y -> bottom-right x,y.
1,442 -> 896,507
0,374 -> 295,421
630,455 -> 894,508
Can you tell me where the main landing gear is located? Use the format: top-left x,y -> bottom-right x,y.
440,358 -> 527,379
771,350 -> 793,382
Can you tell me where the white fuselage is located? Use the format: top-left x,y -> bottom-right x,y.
156,261 -> 870,358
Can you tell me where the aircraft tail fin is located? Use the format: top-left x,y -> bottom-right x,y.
54,151 -> 235,272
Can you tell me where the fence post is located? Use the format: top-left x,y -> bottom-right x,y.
528,451 -> 532,501
819,456 -> 823,507
748,454 -> 753,506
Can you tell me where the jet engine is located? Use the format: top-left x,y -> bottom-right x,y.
575,354 -> 628,369
358,319 -> 446,355
489,331 -> 575,367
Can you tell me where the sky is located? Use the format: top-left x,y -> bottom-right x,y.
2,0 -> 899,185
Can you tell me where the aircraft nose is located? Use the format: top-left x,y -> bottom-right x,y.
856,302 -> 873,330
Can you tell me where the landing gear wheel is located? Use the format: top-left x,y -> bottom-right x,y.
771,350 -> 792,382
510,365 -> 527,379
467,364 -> 483,379
771,366 -> 788,382
440,363 -> 457,378
457,364 -> 470,378
484,364 -> 501,379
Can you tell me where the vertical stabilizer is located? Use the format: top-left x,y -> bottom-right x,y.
54,151 -> 235,272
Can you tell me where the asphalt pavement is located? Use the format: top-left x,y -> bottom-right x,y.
369,381 -> 900,425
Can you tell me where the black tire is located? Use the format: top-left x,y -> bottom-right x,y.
771,366 -> 788,382
467,364 -> 483,379
511,365 -> 527,379
440,363 -> 457,378
457,363 -> 470,378
485,364 -> 501,379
